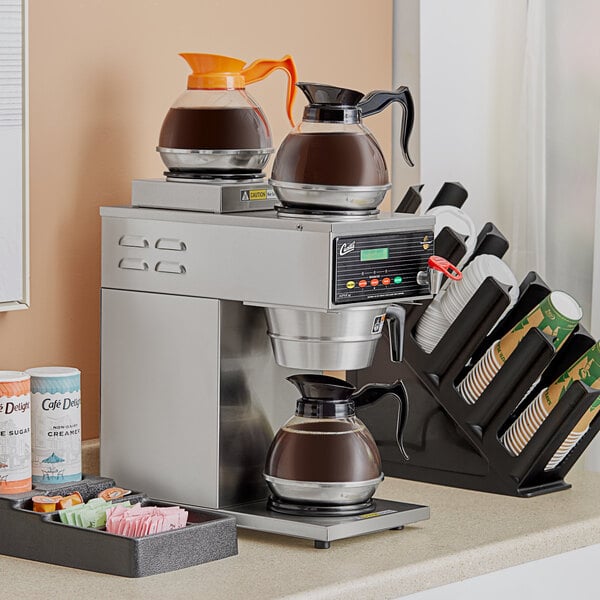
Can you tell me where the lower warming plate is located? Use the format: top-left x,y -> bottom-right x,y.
221,497 -> 430,549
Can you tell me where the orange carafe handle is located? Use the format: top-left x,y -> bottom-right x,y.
241,56 -> 298,127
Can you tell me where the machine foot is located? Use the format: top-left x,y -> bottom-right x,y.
391,525 -> 404,531
314,540 -> 331,549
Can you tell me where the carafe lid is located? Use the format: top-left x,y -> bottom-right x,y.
287,374 -> 356,418
287,374 -> 355,401
298,82 -> 364,124
179,53 -> 298,126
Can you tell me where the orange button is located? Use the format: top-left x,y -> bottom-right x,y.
358,280 -> 368,288
382,277 -> 391,285
370,278 -> 379,287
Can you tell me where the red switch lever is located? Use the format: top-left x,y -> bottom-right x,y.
428,255 -> 462,281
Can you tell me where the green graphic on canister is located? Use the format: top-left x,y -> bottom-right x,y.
26,367 -> 81,484
542,341 -> 600,432
544,342 -> 600,405
496,291 -> 582,364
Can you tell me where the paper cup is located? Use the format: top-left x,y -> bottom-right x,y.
540,342 -> 600,416
500,390 -> 548,456
468,292 -> 581,408
458,342 -> 502,404
496,291 -> 582,365
545,429 -> 589,471
512,341 -> 600,467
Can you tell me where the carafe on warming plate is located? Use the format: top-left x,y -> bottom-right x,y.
264,374 -> 409,516
270,82 -> 414,210
158,53 -> 297,173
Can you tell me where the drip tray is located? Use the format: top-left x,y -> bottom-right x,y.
222,498 -> 429,549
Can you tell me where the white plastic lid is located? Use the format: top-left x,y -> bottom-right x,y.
25,366 -> 80,378
549,291 -> 583,321
0,370 -> 30,382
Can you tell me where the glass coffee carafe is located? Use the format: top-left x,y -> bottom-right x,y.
270,82 -> 414,210
158,53 -> 297,173
264,374 -> 409,516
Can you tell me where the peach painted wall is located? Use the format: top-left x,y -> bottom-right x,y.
0,0 -> 393,439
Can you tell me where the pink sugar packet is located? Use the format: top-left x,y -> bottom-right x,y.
105,503 -> 188,537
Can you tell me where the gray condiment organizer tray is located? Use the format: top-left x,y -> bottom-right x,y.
0,475 -> 238,577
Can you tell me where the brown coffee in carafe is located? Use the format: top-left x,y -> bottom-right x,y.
157,53 -> 297,171
264,419 -> 382,482
271,132 -> 388,187
270,82 -> 414,209
159,107 -> 271,150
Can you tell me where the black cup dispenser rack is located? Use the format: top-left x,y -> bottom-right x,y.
351,184 -> 600,497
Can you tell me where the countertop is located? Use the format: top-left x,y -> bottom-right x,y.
2,468 -> 600,599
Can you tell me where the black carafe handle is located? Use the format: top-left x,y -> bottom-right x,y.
358,86 -> 415,167
353,381 -> 410,460
386,304 -> 406,362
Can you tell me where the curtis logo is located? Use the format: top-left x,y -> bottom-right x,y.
340,241 -> 356,256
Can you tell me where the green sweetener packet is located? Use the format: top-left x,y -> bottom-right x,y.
58,498 -> 119,528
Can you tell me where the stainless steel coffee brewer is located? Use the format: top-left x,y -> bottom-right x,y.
100,75 -> 443,547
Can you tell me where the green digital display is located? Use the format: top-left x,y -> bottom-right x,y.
360,248 -> 389,262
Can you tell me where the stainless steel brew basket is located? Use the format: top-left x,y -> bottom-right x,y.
264,305 -> 390,371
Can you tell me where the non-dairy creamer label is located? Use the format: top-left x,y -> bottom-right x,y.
31,391 -> 81,483
0,394 -> 31,486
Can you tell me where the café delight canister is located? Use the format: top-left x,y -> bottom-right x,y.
26,367 -> 81,484
0,371 -> 31,494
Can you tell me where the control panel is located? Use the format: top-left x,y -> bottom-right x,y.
333,230 -> 434,304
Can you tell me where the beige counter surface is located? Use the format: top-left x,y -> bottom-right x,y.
2,470 -> 600,599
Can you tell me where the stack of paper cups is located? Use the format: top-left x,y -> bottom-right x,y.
458,342 -> 503,405
457,291 -> 582,405
546,342 -> 600,471
499,341 -> 600,468
501,389 -> 550,455
26,367 -> 82,484
0,371 -> 31,494
545,429 -> 589,470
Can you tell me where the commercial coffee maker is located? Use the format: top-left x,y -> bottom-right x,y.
100,188 -> 441,546
100,59 -> 440,547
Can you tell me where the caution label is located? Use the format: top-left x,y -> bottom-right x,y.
249,189 -> 268,201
